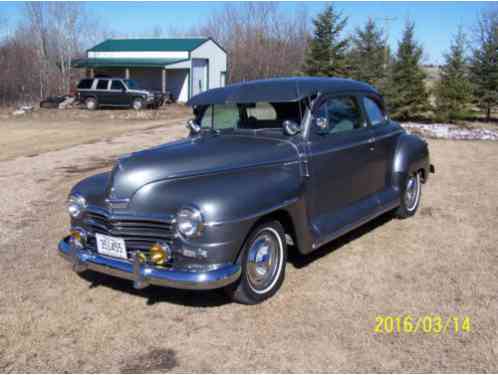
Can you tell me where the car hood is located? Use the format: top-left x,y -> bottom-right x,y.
127,89 -> 151,96
108,133 -> 299,199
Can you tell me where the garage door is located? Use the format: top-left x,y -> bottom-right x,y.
192,59 -> 208,96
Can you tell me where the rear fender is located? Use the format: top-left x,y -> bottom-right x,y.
392,133 -> 431,188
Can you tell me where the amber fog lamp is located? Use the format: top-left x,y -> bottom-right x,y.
69,228 -> 86,247
149,243 -> 172,265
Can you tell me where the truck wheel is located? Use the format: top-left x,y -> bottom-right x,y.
132,98 -> 144,110
396,172 -> 422,219
225,220 -> 287,304
85,97 -> 98,110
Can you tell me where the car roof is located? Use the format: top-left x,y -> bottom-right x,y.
187,77 -> 379,106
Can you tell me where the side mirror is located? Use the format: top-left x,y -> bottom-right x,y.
283,120 -> 301,136
186,119 -> 201,135
315,117 -> 330,135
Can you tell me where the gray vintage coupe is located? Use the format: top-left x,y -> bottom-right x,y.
58,77 -> 434,304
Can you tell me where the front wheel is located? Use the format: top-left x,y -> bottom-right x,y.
225,220 -> 287,304
396,172 -> 422,218
132,97 -> 144,111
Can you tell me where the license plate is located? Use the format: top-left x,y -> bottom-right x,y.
95,233 -> 127,259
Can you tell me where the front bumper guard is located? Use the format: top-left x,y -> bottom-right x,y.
58,237 -> 241,290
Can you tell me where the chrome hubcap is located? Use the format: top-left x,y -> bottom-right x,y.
133,100 -> 142,110
246,228 -> 283,294
405,174 -> 420,211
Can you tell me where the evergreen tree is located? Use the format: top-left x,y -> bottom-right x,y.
469,10 -> 498,122
349,18 -> 387,87
303,4 -> 349,77
385,20 -> 430,120
434,28 -> 473,122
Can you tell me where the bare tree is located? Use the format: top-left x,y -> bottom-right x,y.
0,2 -> 109,105
193,2 -> 310,83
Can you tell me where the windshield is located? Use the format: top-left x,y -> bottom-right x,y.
124,79 -> 140,90
198,101 -> 304,131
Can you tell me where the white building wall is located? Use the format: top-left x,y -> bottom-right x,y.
190,40 -> 227,90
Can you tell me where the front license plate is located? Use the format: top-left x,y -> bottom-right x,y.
95,233 -> 127,259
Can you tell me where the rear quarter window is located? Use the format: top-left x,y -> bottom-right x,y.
77,79 -> 93,90
96,80 -> 109,90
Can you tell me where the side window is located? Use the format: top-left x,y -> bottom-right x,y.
111,80 -> 125,90
363,97 -> 385,126
200,105 -> 213,128
326,96 -> 363,133
77,79 -> 93,89
96,79 -> 109,90
246,103 -> 277,120
200,104 -> 240,130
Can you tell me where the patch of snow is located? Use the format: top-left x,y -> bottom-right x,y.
401,122 -> 498,141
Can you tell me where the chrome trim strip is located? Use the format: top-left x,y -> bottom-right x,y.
373,130 -> 403,142
58,237 -> 241,290
204,198 -> 299,227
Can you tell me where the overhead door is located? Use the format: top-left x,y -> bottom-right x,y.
191,59 -> 208,96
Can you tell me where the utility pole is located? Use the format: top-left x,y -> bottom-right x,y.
376,16 -> 397,67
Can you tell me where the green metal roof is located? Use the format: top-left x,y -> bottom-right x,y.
72,58 -> 187,68
88,38 -> 208,52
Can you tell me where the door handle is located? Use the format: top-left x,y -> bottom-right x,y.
368,137 -> 375,151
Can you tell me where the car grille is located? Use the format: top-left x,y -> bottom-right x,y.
84,210 -> 175,255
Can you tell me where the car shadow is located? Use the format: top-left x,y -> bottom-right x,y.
78,271 -> 232,307
287,211 -> 395,269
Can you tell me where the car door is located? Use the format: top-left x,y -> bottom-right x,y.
361,95 -> 403,207
307,94 -> 378,238
109,80 -> 129,106
95,79 -> 111,105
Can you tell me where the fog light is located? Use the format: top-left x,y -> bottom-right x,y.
149,243 -> 172,265
69,228 -> 86,248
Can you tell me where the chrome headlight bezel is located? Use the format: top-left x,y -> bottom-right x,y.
176,206 -> 204,238
67,193 -> 87,219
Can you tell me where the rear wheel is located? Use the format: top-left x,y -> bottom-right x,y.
85,97 -> 98,111
396,172 -> 422,218
225,220 -> 287,304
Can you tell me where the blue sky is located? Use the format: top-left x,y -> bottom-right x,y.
0,1 -> 494,64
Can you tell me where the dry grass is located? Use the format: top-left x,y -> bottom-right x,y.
0,104 -> 191,161
0,117 -> 497,372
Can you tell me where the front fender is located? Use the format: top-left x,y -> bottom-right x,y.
130,162 -> 303,263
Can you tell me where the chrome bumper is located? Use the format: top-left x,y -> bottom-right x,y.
58,237 -> 241,290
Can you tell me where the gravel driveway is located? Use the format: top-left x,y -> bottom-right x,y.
0,126 -> 497,372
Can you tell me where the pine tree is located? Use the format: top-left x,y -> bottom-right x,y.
434,28 -> 473,122
385,20 -> 430,121
469,10 -> 498,122
303,4 -> 349,77
349,18 -> 387,87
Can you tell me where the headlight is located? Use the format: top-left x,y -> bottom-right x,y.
176,207 -> 204,238
67,194 -> 87,219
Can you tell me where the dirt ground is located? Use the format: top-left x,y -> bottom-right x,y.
0,111 -> 497,372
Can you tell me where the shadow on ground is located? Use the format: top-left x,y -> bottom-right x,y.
79,271 -> 231,307
287,211 -> 394,269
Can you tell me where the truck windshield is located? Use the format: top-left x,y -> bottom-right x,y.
199,102 -> 303,130
124,80 -> 140,90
